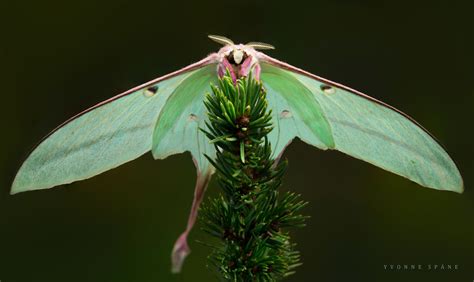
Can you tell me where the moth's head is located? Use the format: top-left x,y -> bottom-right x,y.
209,35 -> 274,66
227,48 -> 247,65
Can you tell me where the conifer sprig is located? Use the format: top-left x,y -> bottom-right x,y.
200,73 -> 308,281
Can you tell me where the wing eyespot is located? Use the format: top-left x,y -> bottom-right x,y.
280,110 -> 292,118
320,84 -> 336,95
143,85 -> 159,97
188,114 -> 198,121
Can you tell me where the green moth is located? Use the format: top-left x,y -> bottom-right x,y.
11,35 -> 463,272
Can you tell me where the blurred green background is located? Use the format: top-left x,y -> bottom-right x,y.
0,0 -> 472,281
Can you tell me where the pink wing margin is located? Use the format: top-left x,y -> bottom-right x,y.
257,52 -> 463,192
12,53 -> 220,273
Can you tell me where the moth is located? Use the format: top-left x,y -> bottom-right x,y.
11,35 -> 463,272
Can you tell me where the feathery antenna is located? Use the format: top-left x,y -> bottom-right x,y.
246,41 -> 275,50
208,35 -> 234,46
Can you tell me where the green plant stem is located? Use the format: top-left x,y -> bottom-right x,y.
201,73 -> 308,281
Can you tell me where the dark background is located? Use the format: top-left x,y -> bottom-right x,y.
0,0 -> 472,281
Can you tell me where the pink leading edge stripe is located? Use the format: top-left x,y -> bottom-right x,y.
13,54 -> 220,172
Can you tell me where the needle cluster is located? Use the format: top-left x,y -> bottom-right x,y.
200,73 -> 308,281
